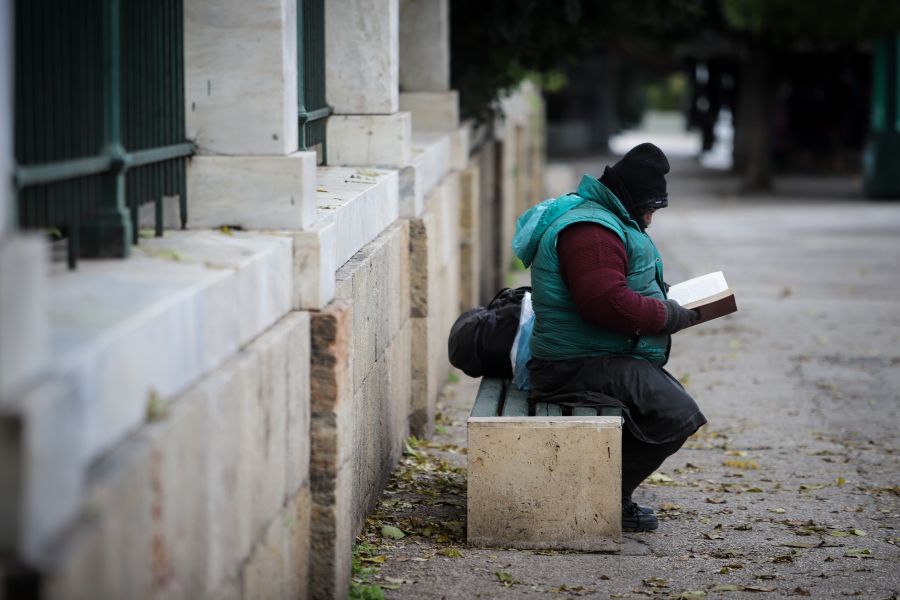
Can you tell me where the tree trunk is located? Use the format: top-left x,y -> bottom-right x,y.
733,42 -> 774,192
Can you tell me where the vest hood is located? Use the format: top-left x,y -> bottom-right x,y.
512,175 -> 634,267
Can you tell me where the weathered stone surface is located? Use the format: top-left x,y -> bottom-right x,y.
291,219 -> 337,310
335,221 -> 410,393
187,153 -> 317,230
244,318 -> 290,538
242,486 -> 311,600
326,113 -> 412,167
399,0 -> 449,92
467,418 -> 622,551
285,312 -> 312,498
0,377 -> 82,567
400,131 -> 452,218
399,91 -> 459,132
184,0 -> 298,155
458,165 -> 482,311
309,228 -> 412,598
326,0 -> 399,114
0,234 -> 49,400
309,301 -> 354,600
348,321 -> 411,535
473,140 -> 502,303
408,176 -> 461,435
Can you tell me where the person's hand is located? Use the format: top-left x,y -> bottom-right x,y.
662,299 -> 699,333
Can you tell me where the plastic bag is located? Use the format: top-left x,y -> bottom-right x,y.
510,292 -> 534,390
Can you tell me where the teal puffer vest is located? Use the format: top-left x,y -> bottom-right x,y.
513,175 -> 669,364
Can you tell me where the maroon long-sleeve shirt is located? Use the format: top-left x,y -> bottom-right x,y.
557,222 -> 667,335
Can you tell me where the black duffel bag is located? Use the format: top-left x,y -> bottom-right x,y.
448,286 -> 531,378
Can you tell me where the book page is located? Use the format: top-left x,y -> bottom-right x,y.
668,271 -> 729,306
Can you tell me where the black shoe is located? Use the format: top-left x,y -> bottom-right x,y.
622,502 -> 658,532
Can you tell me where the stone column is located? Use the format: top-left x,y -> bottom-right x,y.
397,0 -> 460,133
324,0 -> 412,167
399,0 -> 449,92
0,0 -> 49,404
184,0 -> 318,229
0,0 -> 56,568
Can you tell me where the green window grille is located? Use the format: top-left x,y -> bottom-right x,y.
13,0 -> 191,268
298,0 -> 330,154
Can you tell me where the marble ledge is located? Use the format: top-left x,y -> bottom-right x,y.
49,230 -> 293,465
399,131 -> 452,218
284,166 -> 399,310
3,230 -> 294,564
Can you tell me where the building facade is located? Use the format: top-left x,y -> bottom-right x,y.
0,0 -> 544,598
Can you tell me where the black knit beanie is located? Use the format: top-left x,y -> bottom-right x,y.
600,143 -> 670,222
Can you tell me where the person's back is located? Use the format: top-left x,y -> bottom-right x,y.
512,143 -> 707,532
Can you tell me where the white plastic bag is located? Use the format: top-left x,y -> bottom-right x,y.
510,292 -> 534,390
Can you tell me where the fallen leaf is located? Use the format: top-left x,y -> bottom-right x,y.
744,585 -> 776,592
706,497 -> 727,504
496,571 -> 519,587
359,555 -> 386,564
835,477 -> 847,487
702,532 -> 724,540
381,525 -> 405,540
852,529 -> 867,537
438,548 -> 463,558
781,541 -> 823,548
642,577 -> 668,588
723,459 -> 759,470
769,508 -> 786,514
843,548 -> 872,558
647,472 -> 674,484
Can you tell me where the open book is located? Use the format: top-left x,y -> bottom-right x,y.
667,271 -> 737,326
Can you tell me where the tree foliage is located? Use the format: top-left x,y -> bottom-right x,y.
720,0 -> 900,44
451,0 -> 900,122
450,0 -> 707,120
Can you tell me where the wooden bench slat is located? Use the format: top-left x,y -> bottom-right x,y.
501,385 -> 530,416
534,402 -> 563,416
571,406 -> 598,416
471,378 -> 505,417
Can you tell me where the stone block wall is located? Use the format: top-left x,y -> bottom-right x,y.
1,68 -> 543,600
309,221 -> 411,600
409,173 -> 462,436
44,312 -> 312,600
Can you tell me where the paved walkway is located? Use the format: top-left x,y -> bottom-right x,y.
351,157 -> 900,599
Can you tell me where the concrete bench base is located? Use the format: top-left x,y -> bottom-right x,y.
466,379 -> 622,551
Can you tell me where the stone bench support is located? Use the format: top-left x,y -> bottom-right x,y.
467,380 -> 623,551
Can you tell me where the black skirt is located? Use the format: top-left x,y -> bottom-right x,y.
528,355 -> 707,444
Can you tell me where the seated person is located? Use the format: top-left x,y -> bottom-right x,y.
511,143 -> 706,531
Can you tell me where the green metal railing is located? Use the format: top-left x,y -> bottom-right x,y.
13,0 -> 191,267
298,0 -> 330,153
